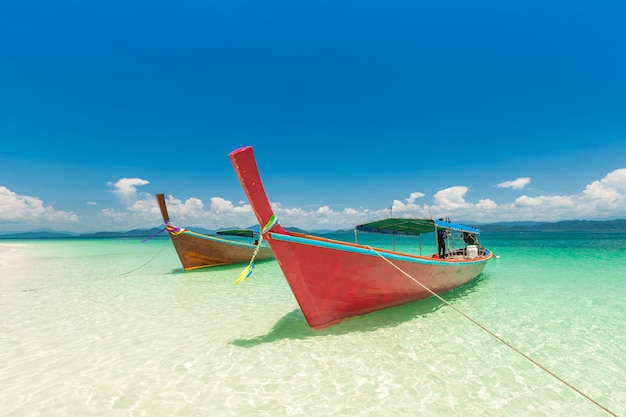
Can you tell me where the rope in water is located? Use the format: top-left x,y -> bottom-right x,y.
369,246 -> 619,417
119,241 -> 170,276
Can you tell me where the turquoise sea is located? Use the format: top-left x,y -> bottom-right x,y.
1,232 -> 625,417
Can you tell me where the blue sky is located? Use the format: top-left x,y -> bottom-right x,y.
1,1 -> 626,233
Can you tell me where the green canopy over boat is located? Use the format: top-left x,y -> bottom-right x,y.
216,229 -> 256,238
355,218 -> 480,236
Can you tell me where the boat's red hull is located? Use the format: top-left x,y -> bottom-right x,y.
229,146 -> 492,328
266,232 -> 490,328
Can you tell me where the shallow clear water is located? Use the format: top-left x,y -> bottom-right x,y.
1,233 -> 625,417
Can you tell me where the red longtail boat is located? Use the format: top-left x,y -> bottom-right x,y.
156,193 -> 274,271
228,146 -> 493,329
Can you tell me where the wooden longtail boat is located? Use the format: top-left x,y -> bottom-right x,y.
228,146 -> 493,329
156,193 -> 274,271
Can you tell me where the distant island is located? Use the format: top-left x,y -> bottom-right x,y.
476,219 -> 626,232
1,219 -> 625,239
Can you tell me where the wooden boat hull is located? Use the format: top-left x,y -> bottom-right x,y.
156,194 -> 274,271
165,229 -> 274,270
229,146 -> 492,328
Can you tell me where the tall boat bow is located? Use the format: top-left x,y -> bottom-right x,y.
155,193 -> 274,271
229,146 -> 492,329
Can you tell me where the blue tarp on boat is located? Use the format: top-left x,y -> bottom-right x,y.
355,218 -> 480,236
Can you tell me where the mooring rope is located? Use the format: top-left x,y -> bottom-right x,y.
120,241 -> 170,277
368,246 -> 620,417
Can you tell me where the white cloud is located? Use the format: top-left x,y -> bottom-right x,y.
108,178 -> 150,202
371,169 -> 626,224
4,168 -> 626,233
497,177 -> 531,190
210,197 -> 234,212
433,186 -> 471,209
484,168 -> 626,222
582,168 -> 626,201
406,192 -> 425,204
128,195 -> 207,224
100,193 -> 258,231
0,186 -> 79,225
475,198 -> 498,211
100,208 -> 128,222
99,167 -> 625,230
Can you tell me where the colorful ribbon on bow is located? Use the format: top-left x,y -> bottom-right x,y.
234,215 -> 279,285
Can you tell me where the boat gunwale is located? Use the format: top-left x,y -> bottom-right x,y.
179,229 -> 269,248
269,231 -> 492,265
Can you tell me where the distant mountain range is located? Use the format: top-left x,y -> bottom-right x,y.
475,219 -> 626,232
1,219 -> 625,239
